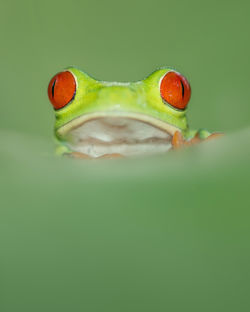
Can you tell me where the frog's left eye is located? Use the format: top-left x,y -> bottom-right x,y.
48,71 -> 76,110
160,71 -> 191,110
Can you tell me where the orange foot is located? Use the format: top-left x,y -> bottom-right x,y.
172,131 -> 223,149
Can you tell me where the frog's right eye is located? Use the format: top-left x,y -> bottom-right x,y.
48,71 -> 76,110
160,71 -> 191,110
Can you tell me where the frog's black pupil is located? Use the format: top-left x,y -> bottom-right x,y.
51,79 -> 56,98
180,79 -> 185,98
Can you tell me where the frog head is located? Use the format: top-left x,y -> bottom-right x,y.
48,67 -> 191,157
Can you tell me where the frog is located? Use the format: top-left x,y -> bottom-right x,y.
47,67 -> 221,159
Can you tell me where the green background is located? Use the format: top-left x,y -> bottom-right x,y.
1,0 -> 250,311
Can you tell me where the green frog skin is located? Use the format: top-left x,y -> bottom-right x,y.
47,67 -> 220,158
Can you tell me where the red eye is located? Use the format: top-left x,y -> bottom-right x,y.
160,71 -> 191,110
48,71 -> 76,110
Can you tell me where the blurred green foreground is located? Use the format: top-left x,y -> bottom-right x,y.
1,130 -> 249,312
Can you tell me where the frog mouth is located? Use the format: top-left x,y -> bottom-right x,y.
58,112 -> 180,158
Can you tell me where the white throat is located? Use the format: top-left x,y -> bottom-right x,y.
63,117 -> 173,158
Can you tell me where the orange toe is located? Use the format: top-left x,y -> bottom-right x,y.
172,131 -> 185,149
